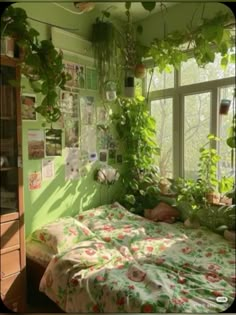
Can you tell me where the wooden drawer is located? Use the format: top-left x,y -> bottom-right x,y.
0,250 -> 20,278
0,220 -> 19,251
2,296 -> 24,312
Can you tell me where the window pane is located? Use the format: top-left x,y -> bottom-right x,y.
151,98 -> 173,178
147,67 -> 174,92
181,49 -> 235,86
219,86 -> 235,179
184,92 -> 211,179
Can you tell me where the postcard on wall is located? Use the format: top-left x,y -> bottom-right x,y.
97,106 -> 108,125
86,67 -> 98,90
99,150 -> 108,164
42,159 -> 55,180
116,153 -> 123,164
28,129 -> 45,159
63,61 -> 74,87
28,171 -> 41,190
108,149 -> 116,164
65,119 -> 79,148
60,90 -> 79,118
73,64 -> 85,89
65,147 -> 80,180
45,129 -> 62,156
80,96 -> 95,125
81,125 -> 96,153
22,94 -> 37,120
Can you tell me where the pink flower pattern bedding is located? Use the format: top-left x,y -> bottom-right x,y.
39,203 -> 235,312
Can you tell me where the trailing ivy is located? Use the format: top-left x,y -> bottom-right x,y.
111,96 -> 160,213
1,6 -> 71,123
147,12 -> 235,72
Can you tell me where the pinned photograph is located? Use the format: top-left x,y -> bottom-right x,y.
22,94 -> 37,120
29,171 -> 41,190
28,129 -> 45,159
99,150 -> 108,163
45,129 -> 62,156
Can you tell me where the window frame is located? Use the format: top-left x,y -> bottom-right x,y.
146,66 -> 235,179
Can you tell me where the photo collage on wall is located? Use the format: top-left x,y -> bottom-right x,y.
61,60 -> 98,180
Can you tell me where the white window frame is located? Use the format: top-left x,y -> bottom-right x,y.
146,67 -> 235,179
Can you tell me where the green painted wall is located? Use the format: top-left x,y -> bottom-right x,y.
10,2 -> 125,236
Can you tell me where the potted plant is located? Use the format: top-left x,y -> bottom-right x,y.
1,6 -> 71,123
198,134 -> 221,204
91,9 -> 120,97
171,177 -> 206,228
215,204 -> 236,243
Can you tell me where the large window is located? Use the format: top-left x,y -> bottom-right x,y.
180,49 -> 235,86
218,86 -> 235,179
184,92 -> 211,179
148,50 -> 235,179
151,98 -> 173,178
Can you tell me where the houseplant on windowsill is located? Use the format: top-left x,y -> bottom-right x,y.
91,9 -> 121,98
198,134 -> 221,205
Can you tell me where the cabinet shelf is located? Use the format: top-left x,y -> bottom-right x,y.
0,167 -> 17,171
0,56 -> 25,311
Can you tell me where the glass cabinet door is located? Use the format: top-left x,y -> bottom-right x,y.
0,64 -> 18,213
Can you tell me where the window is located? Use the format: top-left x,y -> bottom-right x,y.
184,92 -> 211,179
147,67 -> 174,92
151,98 -> 173,178
218,86 -> 235,179
180,49 -> 235,86
148,50 -> 235,179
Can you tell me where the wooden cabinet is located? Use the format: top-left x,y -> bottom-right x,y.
0,55 -> 25,312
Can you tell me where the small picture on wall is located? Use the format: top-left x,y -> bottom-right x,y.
45,129 -> 62,156
22,94 -> 37,120
116,154 -> 123,164
99,150 -> 108,163
74,64 -> 85,89
28,171 -> 42,190
28,129 -> 45,159
108,149 -> 116,164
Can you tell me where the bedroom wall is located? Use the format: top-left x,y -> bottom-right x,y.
11,2 -> 125,236
10,2 -> 233,236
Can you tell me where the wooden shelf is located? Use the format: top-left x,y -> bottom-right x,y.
0,116 -> 16,120
0,167 -> 17,171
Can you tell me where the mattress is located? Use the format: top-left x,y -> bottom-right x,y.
26,238 -> 54,268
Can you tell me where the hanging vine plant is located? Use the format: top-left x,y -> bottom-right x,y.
111,96 -> 160,213
1,6 -> 71,123
91,9 -> 121,97
146,11 -> 235,72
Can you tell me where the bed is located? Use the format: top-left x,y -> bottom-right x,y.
26,202 -> 235,313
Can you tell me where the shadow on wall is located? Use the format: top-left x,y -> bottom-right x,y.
24,163 -> 124,236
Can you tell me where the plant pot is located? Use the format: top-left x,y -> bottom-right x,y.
206,192 -> 220,204
134,63 -> 146,79
219,99 -> 231,115
224,230 -> 236,243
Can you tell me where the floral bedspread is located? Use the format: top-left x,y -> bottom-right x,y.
39,204 -> 235,312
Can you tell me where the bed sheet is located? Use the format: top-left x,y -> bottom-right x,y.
38,204 -> 235,312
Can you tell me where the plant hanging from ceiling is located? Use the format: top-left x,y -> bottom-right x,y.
91,9 -> 121,97
146,11 -> 235,72
1,5 -> 71,123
